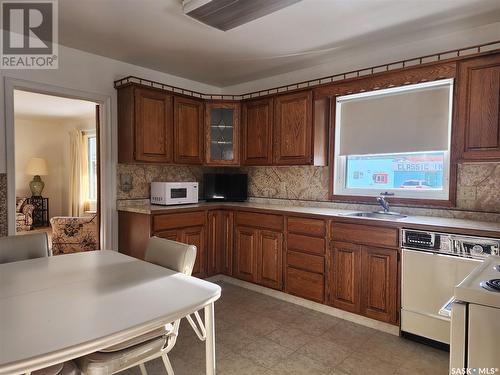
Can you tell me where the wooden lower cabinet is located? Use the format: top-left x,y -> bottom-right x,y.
234,226 -> 258,282
155,229 -> 180,242
285,216 -> 326,303
156,225 -> 207,278
361,246 -> 398,323
327,241 -> 399,324
258,230 -> 283,290
328,242 -> 362,313
182,226 -> 206,278
207,210 -> 233,276
234,225 -> 283,290
119,209 -> 399,325
286,267 -> 324,303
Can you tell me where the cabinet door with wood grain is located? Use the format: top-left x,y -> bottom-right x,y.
174,96 -> 204,164
456,54 -> 500,161
207,210 -> 234,276
242,98 -> 274,165
207,211 -> 220,277
328,241 -> 362,313
361,246 -> 398,323
134,88 -> 173,163
234,226 -> 258,282
155,229 -> 181,242
221,211 -> 234,276
257,230 -> 283,290
181,225 -> 206,278
205,102 -> 240,165
274,91 -> 313,165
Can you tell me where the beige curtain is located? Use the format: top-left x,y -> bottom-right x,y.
68,129 -> 88,217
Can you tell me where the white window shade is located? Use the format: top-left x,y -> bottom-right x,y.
337,80 -> 453,156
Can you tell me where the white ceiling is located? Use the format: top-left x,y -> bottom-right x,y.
14,90 -> 96,119
59,0 -> 500,87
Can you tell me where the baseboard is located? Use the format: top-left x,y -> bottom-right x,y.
207,274 -> 400,336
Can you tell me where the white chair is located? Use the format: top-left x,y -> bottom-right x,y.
0,233 -> 77,375
31,362 -> 79,375
0,232 -> 49,264
76,236 -> 197,375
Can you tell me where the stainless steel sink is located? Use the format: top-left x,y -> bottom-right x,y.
345,211 -> 407,220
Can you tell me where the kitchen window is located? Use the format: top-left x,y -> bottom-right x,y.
333,79 -> 453,201
84,132 -> 97,212
87,135 -> 97,202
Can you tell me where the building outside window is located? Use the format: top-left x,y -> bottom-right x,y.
333,79 -> 453,201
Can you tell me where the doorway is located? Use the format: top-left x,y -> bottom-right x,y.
12,90 -> 101,251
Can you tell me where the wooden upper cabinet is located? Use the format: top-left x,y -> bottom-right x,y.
118,85 -> 173,163
361,246 -> 398,324
328,241 -> 362,314
274,91 -> 313,165
257,230 -> 283,290
455,53 -> 500,161
174,96 -> 204,164
242,98 -> 274,165
205,102 -> 240,165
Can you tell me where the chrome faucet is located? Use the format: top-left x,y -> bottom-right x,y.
377,196 -> 390,213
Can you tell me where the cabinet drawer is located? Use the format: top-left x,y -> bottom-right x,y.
153,211 -> 206,232
236,211 -> 283,231
287,233 -> 325,255
286,267 -> 324,303
287,250 -> 324,274
287,216 -> 326,237
331,222 -> 399,248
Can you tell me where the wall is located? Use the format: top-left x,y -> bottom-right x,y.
0,174 -> 6,237
222,21 -> 500,94
117,163 -> 205,200
0,44 -> 221,240
15,115 -> 94,218
2,22 -> 500,237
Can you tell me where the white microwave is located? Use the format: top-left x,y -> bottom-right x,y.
150,182 -> 199,206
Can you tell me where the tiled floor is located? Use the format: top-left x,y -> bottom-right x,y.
123,282 -> 449,375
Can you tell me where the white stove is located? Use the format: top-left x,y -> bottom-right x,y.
449,255 -> 500,373
454,255 -> 500,308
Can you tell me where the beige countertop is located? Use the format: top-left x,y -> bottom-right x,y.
117,200 -> 500,237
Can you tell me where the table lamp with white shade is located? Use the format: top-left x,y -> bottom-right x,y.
26,157 -> 48,197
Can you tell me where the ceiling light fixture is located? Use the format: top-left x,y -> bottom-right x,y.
183,0 -> 303,31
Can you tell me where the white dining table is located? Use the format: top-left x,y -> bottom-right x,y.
0,250 -> 221,375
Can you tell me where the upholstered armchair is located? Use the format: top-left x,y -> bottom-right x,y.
15,198 -> 35,232
50,215 -> 98,255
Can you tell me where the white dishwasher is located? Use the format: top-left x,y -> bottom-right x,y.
401,229 -> 499,345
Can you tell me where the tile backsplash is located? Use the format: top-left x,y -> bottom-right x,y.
117,163 -> 204,200
117,161 -> 500,220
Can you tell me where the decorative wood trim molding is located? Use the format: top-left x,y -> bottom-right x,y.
114,40 -> 500,100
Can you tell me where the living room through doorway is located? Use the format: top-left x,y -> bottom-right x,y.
13,90 -> 100,254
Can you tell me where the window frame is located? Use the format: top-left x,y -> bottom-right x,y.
334,150 -> 451,200
329,76 -> 457,207
84,130 -> 98,213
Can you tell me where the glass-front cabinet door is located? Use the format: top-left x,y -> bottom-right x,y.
205,102 -> 240,165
